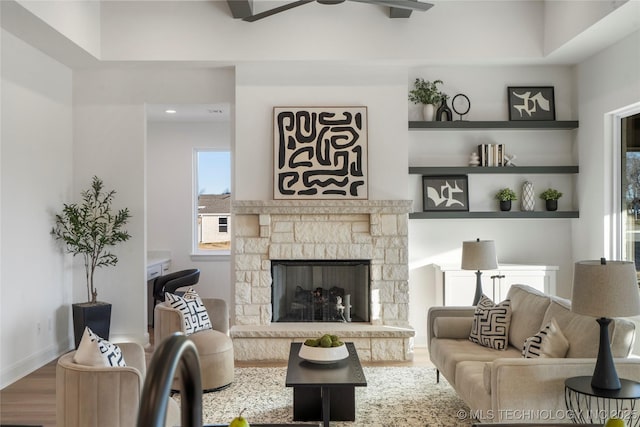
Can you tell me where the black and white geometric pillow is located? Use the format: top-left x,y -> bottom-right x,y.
469,294 -> 512,350
522,318 -> 569,358
73,327 -> 126,367
165,290 -> 212,335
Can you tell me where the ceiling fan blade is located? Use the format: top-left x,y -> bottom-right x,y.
351,0 -> 433,11
243,0 -> 315,22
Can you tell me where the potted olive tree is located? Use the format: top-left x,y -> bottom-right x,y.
51,176 -> 131,347
495,188 -> 517,211
409,78 -> 443,121
540,188 -> 563,211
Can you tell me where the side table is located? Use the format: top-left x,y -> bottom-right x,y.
565,376 -> 640,426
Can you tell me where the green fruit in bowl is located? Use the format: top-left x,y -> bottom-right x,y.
605,417 -> 627,427
320,335 -> 333,348
229,409 -> 249,427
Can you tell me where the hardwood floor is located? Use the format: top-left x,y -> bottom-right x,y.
0,338 -> 431,427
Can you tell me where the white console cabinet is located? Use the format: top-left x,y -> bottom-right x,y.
437,264 -> 558,306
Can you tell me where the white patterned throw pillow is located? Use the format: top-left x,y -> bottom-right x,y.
165,288 -> 212,335
522,318 -> 569,358
469,294 -> 512,350
73,327 -> 126,367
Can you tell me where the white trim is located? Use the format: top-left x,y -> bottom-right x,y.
608,102 -> 640,260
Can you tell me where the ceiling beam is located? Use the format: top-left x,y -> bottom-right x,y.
389,7 -> 413,18
227,0 -> 253,19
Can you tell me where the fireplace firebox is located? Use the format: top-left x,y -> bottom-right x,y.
271,260 -> 370,323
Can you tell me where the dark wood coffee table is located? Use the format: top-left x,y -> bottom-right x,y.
285,342 -> 367,427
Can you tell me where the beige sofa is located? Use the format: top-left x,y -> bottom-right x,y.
428,284 -> 640,424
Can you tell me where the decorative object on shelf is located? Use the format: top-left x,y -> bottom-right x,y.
504,153 -> 517,166
477,143 -> 505,167
540,188 -> 562,211
508,86 -> 556,121
571,258 -> 640,390
461,238 -> 498,305
521,181 -> 535,211
422,175 -> 469,212
451,93 -> 470,121
273,106 -> 368,200
495,188 -> 517,212
436,94 -> 453,121
469,152 -> 480,167
408,78 -> 443,121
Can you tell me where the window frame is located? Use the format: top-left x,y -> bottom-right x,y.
192,148 -> 231,258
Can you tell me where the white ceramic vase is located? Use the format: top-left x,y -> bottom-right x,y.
521,181 -> 535,211
422,104 -> 436,121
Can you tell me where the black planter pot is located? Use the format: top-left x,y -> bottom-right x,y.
546,199 -> 558,211
499,200 -> 512,211
72,302 -> 112,348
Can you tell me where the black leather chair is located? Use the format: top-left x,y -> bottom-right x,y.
152,268 -> 201,307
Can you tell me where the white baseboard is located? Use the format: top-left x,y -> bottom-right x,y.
0,338 -> 71,389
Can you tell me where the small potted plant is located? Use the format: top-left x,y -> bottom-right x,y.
408,78 -> 443,121
495,188 -> 517,211
51,176 -> 131,347
540,188 -> 563,211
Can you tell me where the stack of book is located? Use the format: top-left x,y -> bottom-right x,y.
478,144 -> 506,167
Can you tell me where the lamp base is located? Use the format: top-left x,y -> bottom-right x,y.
472,270 -> 483,305
591,317 -> 621,390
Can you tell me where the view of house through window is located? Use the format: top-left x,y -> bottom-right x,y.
196,150 -> 231,252
621,113 -> 640,270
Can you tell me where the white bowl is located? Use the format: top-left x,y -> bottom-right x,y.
298,343 -> 349,364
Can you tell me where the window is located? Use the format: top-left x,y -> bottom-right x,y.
219,217 -> 228,233
621,113 -> 640,268
194,149 -> 231,254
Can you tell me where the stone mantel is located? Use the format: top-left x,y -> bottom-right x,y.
232,199 -> 413,215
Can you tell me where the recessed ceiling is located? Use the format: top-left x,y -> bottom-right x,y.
146,103 -> 230,123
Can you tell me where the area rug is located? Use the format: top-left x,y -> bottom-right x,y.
181,366 -> 472,426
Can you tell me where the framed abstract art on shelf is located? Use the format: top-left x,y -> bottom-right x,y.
422,175 -> 469,212
507,86 -> 556,121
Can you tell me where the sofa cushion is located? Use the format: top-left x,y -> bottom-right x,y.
165,289 -> 212,335
430,338 -> 521,384
522,318 -> 569,358
506,284 -> 551,350
541,298 -> 635,358
469,294 -> 512,350
433,317 -> 473,339
74,327 -> 126,367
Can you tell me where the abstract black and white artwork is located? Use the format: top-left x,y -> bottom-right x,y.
274,107 -> 368,199
508,86 -> 555,121
423,175 -> 469,212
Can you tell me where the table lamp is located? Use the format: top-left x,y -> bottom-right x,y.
461,238 -> 498,305
571,258 -> 640,390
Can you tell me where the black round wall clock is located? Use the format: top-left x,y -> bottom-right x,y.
452,94 -> 471,120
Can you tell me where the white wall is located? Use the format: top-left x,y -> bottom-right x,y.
407,65 -> 578,346
73,67 -> 234,344
147,121 -> 232,302
1,29 -> 73,387
235,63 -> 409,201
574,30 -> 640,262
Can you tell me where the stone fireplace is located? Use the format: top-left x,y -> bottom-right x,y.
230,200 -> 414,361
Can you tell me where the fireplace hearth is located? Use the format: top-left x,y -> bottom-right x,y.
272,260 -> 370,323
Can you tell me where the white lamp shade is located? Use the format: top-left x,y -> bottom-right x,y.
571,259 -> 640,318
461,239 -> 498,271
